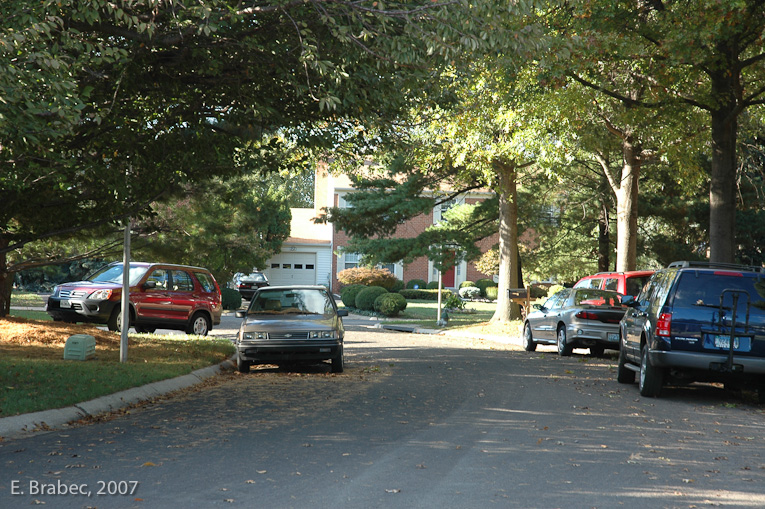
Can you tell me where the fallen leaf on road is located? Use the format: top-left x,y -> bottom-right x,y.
385,489 -> 401,493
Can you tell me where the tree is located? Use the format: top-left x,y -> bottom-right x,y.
0,0 -> 507,315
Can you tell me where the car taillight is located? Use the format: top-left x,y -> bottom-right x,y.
575,311 -> 598,320
656,313 -> 672,337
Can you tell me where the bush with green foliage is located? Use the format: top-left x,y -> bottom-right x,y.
337,267 -> 398,290
399,289 -> 452,301
475,278 -> 498,296
426,281 -> 440,289
546,284 -> 566,298
221,288 -> 243,310
406,279 -> 428,290
444,292 -> 465,310
485,286 -> 499,301
355,286 -> 388,311
459,280 -> 475,289
458,286 -> 481,299
341,284 -> 367,307
390,278 -> 405,292
374,293 -> 408,317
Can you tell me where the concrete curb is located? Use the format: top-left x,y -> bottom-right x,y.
0,357 -> 236,442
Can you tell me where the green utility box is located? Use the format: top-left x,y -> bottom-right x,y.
63,334 -> 96,360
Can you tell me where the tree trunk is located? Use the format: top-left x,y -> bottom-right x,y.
597,204 -> 610,272
490,160 -> 522,323
709,109 -> 738,263
0,236 -> 11,317
615,138 -> 640,272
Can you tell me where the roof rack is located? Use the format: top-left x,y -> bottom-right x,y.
668,261 -> 765,273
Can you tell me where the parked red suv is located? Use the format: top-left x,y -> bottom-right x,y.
47,262 -> 223,335
574,270 -> 654,298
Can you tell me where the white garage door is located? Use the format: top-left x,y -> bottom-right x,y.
265,252 -> 317,286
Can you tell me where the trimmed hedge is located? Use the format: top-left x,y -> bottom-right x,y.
374,293 -> 408,317
485,286 -> 499,301
341,284 -> 367,307
475,278 -> 498,297
221,288 -> 243,310
355,286 -> 388,311
459,280 -> 475,289
338,267 -> 398,290
405,279 -> 427,290
389,279 -> 405,292
399,289 -> 453,301
426,281 -> 440,289
458,286 -> 481,299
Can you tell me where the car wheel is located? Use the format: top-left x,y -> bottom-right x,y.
616,340 -> 635,384
186,313 -> 210,336
557,326 -> 572,356
590,346 -> 605,357
639,344 -> 664,397
331,347 -> 344,373
236,353 -> 250,373
107,308 -> 121,332
522,322 -> 537,352
134,325 -> 156,334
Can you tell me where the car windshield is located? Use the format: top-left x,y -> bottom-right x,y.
248,289 -> 333,315
573,289 -> 622,308
673,272 -> 765,315
87,264 -> 149,285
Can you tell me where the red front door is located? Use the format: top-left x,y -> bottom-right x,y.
442,266 -> 455,288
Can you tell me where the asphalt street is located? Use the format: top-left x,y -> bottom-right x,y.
2,319 -> 765,508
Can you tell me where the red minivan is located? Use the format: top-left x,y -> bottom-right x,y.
47,262 -> 222,335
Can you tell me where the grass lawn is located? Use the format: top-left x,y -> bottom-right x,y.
385,299 -> 526,337
2,294 -> 234,417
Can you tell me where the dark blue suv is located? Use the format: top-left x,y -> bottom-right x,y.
618,261 -> 765,400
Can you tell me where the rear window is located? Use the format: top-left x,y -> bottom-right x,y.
672,272 -> 765,317
195,272 -> 217,293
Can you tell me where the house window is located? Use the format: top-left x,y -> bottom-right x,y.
306,264 -> 315,270
295,264 -> 303,269
379,263 -> 395,275
344,252 -> 360,270
271,263 -> 279,269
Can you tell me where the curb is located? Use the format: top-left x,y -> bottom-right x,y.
0,356 -> 236,442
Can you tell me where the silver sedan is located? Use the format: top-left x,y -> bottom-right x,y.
522,288 -> 626,357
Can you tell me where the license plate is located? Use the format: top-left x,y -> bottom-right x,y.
714,336 -> 739,349
60,300 -> 72,309
607,333 -> 619,342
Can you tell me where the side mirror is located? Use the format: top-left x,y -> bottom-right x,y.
337,309 -> 349,317
143,280 -> 157,290
235,310 -> 246,318
621,295 -> 637,307
532,304 -> 542,311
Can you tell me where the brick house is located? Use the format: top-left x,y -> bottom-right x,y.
262,167 -> 499,292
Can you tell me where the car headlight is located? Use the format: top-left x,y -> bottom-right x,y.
310,331 -> 336,339
243,332 -> 267,340
88,289 -> 113,300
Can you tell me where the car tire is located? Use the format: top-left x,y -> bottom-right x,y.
331,348 -> 344,373
590,346 -> 605,357
236,353 -> 250,373
639,344 -> 664,397
135,325 -> 156,334
523,323 -> 537,352
186,312 -> 210,336
107,308 -> 121,332
557,326 -> 572,356
617,340 -> 635,384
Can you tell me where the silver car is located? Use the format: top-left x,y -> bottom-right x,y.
234,286 -> 347,373
522,288 -> 626,357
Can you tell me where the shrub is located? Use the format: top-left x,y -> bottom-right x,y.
399,289 -> 452,301
221,288 -> 242,310
406,278 -> 427,290
426,281 -> 440,289
341,284 -> 366,307
338,267 -> 398,290
475,278 -> 498,296
444,292 -> 465,310
485,286 -> 499,301
459,280 -> 475,289
355,286 -> 388,311
374,293 -> 407,317
389,278 -> 405,293
458,286 -> 481,299
546,284 -> 565,298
